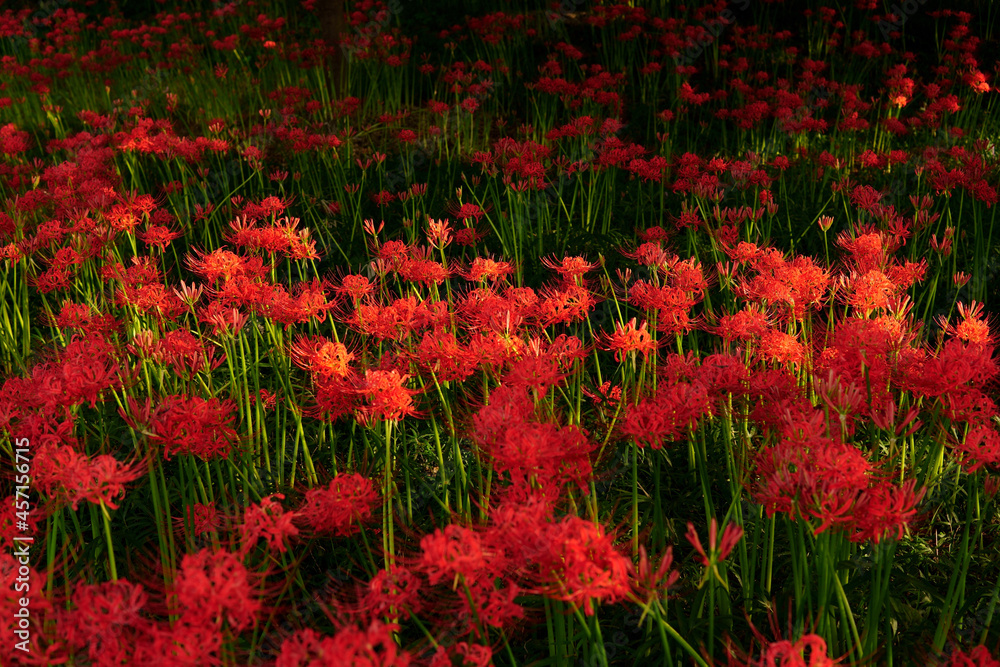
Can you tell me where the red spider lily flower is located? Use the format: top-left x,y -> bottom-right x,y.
950,425 -> 1000,474
415,330 -> 478,383
46,301 -> 120,338
240,494 -> 299,555
532,515 -> 631,616
758,329 -> 805,367
463,255 -> 515,284
134,618 -> 223,664
420,524 -> 492,588
848,479 -> 925,544
0,123 -> 31,155
504,352 -> 565,398
290,336 -> 354,380
454,226 -> 487,246
869,398 -> 922,438
538,283 -> 597,326
448,201 -> 488,222
540,254 -> 598,285
139,222 -> 182,251
30,334 -> 125,413
685,517 -> 744,589
174,548 -> 260,632
178,502 -> 220,537
429,642 -> 493,667
186,248 -> 270,285
946,645 -> 1000,667
713,304 -> 771,343
942,301 -> 994,345
631,545 -> 680,607
397,256 -> 450,287
359,565 -> 425,624
621,380 -> 712,449
154,329 -> 226,379
61,580 -> 149,665
842,269 -> 899,312
600,318 -> 657,362
622,240 -> 671,268
738,252 -> 830,321
758,633 -> 839,666
354,369 -> 419,425
146,395 -> 241,460
33,443 -> 144,511
199,301 -> 251,336
337,273 -> 376,302
275,621 -> 410,667
263,280 -> 336,328
295,473 -> 379,536
227,215 -> 319,261
426,217 -> 452,249
248,388 -> 279,410
473,384 -> 594,494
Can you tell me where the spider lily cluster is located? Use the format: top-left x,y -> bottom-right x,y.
0,0 -> 999,665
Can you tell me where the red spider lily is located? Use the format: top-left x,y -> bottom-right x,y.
358,565 -> 425,624
144,395 -> 241,460
337,273 -> 376,301
248,388 -> 279,410
939,301 -> 994,345
621,380 -> 712,449
397,255 -> 450,287
531,515 -> 631,616
0,496 -> 41,551
186,248 -> 268,284
198,301 -> 251,336
463,255 -> 515,284
538,283 -> 597,326
757,633 -> 840,666
428,643 -> 493,667
178,502 -> 220,537
713,304 -> 771,343
686,517 -> 744,589
275,621 -> 410,667
0,554 -> 50,662
420,524 -> 493,589
227,214 -> 319,261
33,443 -> 144,511
173,548 -> 260,632
353,369 -> 419,425
600,318 -> 657,362
951,425 -> 1000,473
473,384 -> 594,494
60,579 -> 149,665
289,336 -> 354,380
943,646 -> 1000,667
847,479 -> 925,543
540,254 -> 598,285
240,494 -> 298,555
631,544 -> 680,607
148,329 -> 226,379
295,473 -> 379,537
414,330 -> 478,383
426,217 -> 452,250
263,280 -> 337,328
349,297 -> 425,341
738,252 -> 830,322
46,301 -> 120,338
758,329 -> 805,367
448,201 -> 489,222
138,221 -> 182,251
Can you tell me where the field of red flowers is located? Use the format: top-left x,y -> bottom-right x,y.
1,0 -> 999,664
